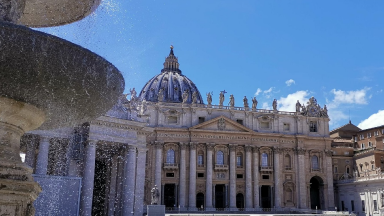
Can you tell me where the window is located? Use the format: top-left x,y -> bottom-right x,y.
351,200 -> 354,211
375,131 -> 379,136
310,121 -> 317,132
354,136 -> 357,142
374,200 -> 378,211
283,123 -> 290,131
369,141 -> 372,147
362,200 -> 365,212
166,149 -> 175,163
262,175 -> 269,179
362,143 -> 365,149
284,154 -> 291,169
334,166 -> 338,173
360,134 -> 364,140
198,117 -> 205,124
168,116 -> 178,124
372,164 -> 374,170
216,151 -> 224,165
166,173 -> 174,177
368,132 -> 371,138
237,174 -> 243,178
236,119 -> 243,125
197,173 -> 204,178
236,154 -> 243,167
260,122 -> 269,129
346,166 -> 350,174
312,155 -> 319,170
261,153 -> 268,167
198,154 -> 204,166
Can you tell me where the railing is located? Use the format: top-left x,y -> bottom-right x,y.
311,168 -> 321,172
285,166 -> 292,171
163,163 -> 179,170
214,164 -> 228,170
197,164 -> 205,168
260,166 -> 273,171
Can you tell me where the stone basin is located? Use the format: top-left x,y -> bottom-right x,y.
19,0 -> 101,27
0,21 -> 125,130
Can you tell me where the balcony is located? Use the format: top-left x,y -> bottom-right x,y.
163,163 -> 178,170
260,166 -> 273,173
285,166 -> 293,171
214,164 -> 228,171
311,168 -> 321,172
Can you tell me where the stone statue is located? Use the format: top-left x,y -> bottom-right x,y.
158,88 -> 164,102
182,90 -> 188,103
192,91 -> 197,104
219,91 -> 225,106
252,97 -> 258,110
243,96 -> 248,108
323,104 -> 328,117
228,94 -> 235,107
295,100 -> 301,112
272,99 -> 277,111
129,88 -> 137,101
151,185 -> 160,205
206,92 -> 212,105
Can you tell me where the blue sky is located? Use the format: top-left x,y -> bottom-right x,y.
38,0 -> 384,130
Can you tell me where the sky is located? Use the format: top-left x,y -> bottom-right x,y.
38,0 -> 384,130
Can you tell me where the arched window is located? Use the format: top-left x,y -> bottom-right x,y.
216,151 -> 224,165
261,153 -> 268,167
285,154 -> 291,169
198,150 -> 204,166
312,155 -> 319,170
166,149 -> 175,164
236,153 -> 243,167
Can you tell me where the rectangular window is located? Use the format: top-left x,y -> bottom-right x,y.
260,121 -> 270,129
197,173 -> 204,178
374,200 -> 378,211
168,116 -> 178,124
362,200 -> 365,212
354,136 -> 357,142
362,143 -> 365,149
166,173 -> 174,177
198,117 -> 205,124
236,174 -> 243,179
198,155 -> 204,166
369,141 -> 372,147
236,156 -> 243,167
351,200 -> 354,211
236,119 -> 243,125
262,175 -> 269,179
368,133 -> 371,138
310,121 -> 317,132
283,123 -> 290,131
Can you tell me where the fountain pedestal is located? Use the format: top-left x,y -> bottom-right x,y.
0,97 -> 45,215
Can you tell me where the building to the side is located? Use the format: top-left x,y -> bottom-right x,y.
21,47 -> 337,215
331,122 -> 384,215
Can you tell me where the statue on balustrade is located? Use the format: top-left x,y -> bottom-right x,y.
252,97 -> 258,110
206,92 -> 212,105
243,96 -> 248,108
228,94 -> 235,107
272,99 -> 277,111
296,100 -> 301,112
219,90 -> 226,106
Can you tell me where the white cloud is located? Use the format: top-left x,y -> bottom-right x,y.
277,90 -> 309,112
263,87 -> 274,99
357,110 -> 384,129
254,88 -> 262,96
330,88 -> 370,105
264,87 -> 273,94
285,79 -> 295,86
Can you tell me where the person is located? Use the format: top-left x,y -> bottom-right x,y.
206,92 -> 212,105
252,97 -> 258,110
272,99 -> 277,111
243,96 -> 248,107
151,185 -> 160,205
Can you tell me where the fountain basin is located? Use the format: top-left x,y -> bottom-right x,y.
0,21 -> 124,130
19,0 -> 101,27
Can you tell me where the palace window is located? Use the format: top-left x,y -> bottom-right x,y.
362,143 -> 365,149
362,200 -> 365,211
369,142 -> 372,147
168,116 -> 178,124
236,153 -> 243,167
346,166 -> 350,174
374,200 -> 378,211
260,122 -> 270,129
166,149 -> 175,164
284,154 -> 291,169
368,132 -> 372,138
216,151 -> 224,165
198,153 -> 204,166
261,153 -> 268,167
351,200 -> 354,211
236,119 -> 243,125
198,117 -> 205,124
311,155 -> 319,170
309,121 -> 317,132
283,123 -> 290,131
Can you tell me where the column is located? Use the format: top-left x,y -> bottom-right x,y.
134,147 -> 148,216
35,136 -> 50,175
273,147 -> 282,208
108,155 -> 118,216
188,142 -> 197,210
24,135 -> 37,169
179,142 -> 187,208
154,141 -> 163,204
205,143 -> 214,210
80,140 -> 97,216
229,144 -> 237,210
296,148 -> 307,209
245,145 -> 253,209
325,150 -> 335,209
253,147 -> 260,209
122,145 -> 137,215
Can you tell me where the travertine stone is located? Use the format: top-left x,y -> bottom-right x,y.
189,142 -> 197,210
35,136 -> 50,175
134,148 -> 147,216
229,144 -> 236,209
205,143 -> 214,210
245,145 -> 252,208
80,141 -> 96,216
179,142 -> 187,207
122,146 -> 137,215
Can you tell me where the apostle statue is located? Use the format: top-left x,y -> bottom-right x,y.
322,104 -> 328,117
158,88 -> 164,102
252,97 -> 258,110
228,94 -> 235,107
182,90 -> 188,103
129,88 -> 137,101
243,96 -> 248,108
219,91 -> 225,106
151,185 -> 160,205
206,92 -> 212,105
192,91 -> 197,104
295,100 -> 301,112
272,99 -> 277,111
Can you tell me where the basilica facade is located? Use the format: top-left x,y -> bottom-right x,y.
21,47 -> 336,215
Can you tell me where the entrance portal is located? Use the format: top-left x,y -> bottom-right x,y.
260,185 -> 272,208
215,184 -> 226,208
196,193 -> 204,209
310,176 -> 323,209
164,184 -> 176,208
236,193 -> 244,208
92,160 -> 107,215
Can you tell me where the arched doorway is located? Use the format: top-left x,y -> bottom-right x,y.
236,193 -> 244,209
196,193 -> 204,209
310,176 -> 323,210
164,184 -> 176,207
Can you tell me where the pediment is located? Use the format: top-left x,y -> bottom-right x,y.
190,116 -> 254,133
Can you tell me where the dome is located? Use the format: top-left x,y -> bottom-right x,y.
139,46 -> 204,104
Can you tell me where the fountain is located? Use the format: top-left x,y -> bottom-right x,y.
0,0 -> 124,215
